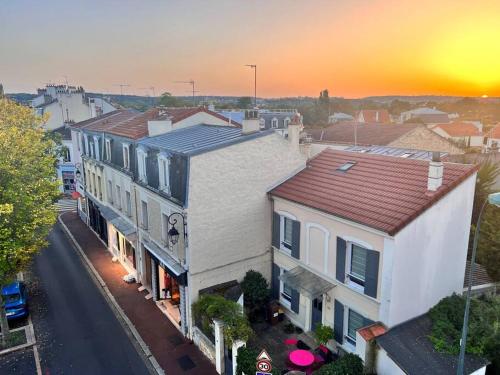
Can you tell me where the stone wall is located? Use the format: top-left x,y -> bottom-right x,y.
390,126 -> 463,154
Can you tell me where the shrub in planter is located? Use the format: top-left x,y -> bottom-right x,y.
241,270 -> 270,321
315,353 -> 364,375
314,324 -> 334,346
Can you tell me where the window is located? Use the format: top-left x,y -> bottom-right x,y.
97,176 -> 102,200
137,149 -> 147,182
162,213 -> 169,243
77,132 -> 82,152
105,139 -> 112,161
259,118 -> 266,129
271,118 -> 279,129
93,136 -> 100,161
337,161 -> 356,172
62,147 -> 71,162
89,141 -> 94,158
107,180 -> 113,203
279,268 -> 292,308
122,144 -> 130,170
282,217 -> 293,250
116,185 -> 121,209
126,191 -> 132,216
84,134 -> 89,155
283,117 -> 291,128
141,200 -> 148,230
347,244 -> 367,289
158,154 -> 170,193
92,173 -> 97,196
346,309 -> 364,345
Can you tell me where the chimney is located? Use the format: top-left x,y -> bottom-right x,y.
288,113 -> 303,151
427,152 -> 443,191
242,109 -> 260,134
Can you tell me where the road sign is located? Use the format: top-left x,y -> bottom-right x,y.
256,360 -> 272,372
256,349 -> 272,362
256,372 -> 272,375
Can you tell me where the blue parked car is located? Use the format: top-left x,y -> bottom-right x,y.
1,282 -> 28,320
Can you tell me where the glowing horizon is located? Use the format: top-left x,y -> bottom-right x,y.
1,0 -> 499,98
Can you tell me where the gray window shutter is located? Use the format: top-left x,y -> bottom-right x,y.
336,237 -> 347,282
291,289 -> 300,313
363,317 -> 375,328
334,299 -> 344,344
364,250 -> 380,298
272,263 -> 280,300
272,212 -> 280,248
291,220 -> 300,259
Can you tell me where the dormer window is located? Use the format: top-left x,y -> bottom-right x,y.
105,139 -> 112,161
122,143 -> 130,170
271,118 -> 279,129
158,153 -> 171,194
259,118 -> 266,129
137,148 -> 147,183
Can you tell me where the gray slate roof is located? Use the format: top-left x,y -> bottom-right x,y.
138,124 -> 273,156
345,145 -> 449,160
377,314 -> 489,375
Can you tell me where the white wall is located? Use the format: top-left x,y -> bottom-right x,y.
376,348 -> 405,375
173,112 -> 233,130
384,173 -> 476,327
187,133 -> 306,302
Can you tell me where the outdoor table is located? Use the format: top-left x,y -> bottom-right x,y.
289,349 -> 315,368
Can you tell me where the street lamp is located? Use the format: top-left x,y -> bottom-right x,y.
167,212 -> 186,246
457,192 -> 500,375
245,64 -> 257,107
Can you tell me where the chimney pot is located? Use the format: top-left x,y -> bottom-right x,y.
427,154 -> 444,191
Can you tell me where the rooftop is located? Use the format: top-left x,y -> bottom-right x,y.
138,124 -> 273,156
307,122 -> 422,146
486,124 -> 500,139
434,122 -> 482,137
344,145 -> 448,160
377,314 -> 489,375
269,149 -> 478,235
403,107 -> 447,115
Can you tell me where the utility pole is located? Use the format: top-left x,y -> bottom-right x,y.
174,80 -> 196,106
245,64 -> 257,107
113,83 -> 130,96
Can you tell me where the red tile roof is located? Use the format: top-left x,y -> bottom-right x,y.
434,122 -> 482,137
358,323 -> 387,341
356,109 -> 391,123
486,124 -> 500,139
270,149 -> 478,235
71,107 -> 236,139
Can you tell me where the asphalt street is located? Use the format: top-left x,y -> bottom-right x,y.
26,223 -> 151,375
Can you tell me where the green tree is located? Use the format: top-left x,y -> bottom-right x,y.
0,99 -> 60,345
315,353 -> 364,375
157,92 -> 187,107
237,96 -> 253,109
319,89 -> 330,107
429,294 -> 500,373
476,205 -> 500,280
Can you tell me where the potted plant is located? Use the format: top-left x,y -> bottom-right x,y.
314,324 -> 334,362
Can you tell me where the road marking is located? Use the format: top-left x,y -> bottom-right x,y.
33,344 -> 42,375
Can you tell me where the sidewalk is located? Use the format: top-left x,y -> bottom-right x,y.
60,211 -> 217,375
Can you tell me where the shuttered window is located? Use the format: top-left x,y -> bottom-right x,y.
350,244 -> 367,286
346,309 -> 364,345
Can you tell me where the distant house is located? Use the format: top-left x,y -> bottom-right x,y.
31,84 -> 115,131
307,122 -> 463,155
217,108 -> 298,136
400,107 -> 450,125
355,109 -> 390,123
432,122 -> 483,148
485,124 -> 500,151
328,112 -> 354,123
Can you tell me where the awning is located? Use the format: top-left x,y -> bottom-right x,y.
99,206 -> 119,221
110,216 -> 137,242
279,266 -> 335,299
143,239 -> 187,284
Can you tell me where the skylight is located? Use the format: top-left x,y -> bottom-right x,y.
337,161 -> 356,171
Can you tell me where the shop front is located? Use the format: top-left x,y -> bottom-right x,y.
87,198 -> 112,243
142,239 -> 188,334
109,216 -> 137,276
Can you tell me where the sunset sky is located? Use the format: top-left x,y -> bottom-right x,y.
1,0 -> 499,98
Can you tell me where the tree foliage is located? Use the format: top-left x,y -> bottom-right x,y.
314,323 -> 334,345
192,294 -> 253,346
237,96 -> 253,109
157,92 -> 188,107
428,294 -> 500,372
0,98 -> 60,342
315,353 -> 364,375
241,270 -> 270,309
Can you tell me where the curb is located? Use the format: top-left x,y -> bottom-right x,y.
58,213 -> 164,375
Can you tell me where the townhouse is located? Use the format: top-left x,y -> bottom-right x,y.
268,149 -> 477,355
432,121 -> 484,148
72,108 -> 306,337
